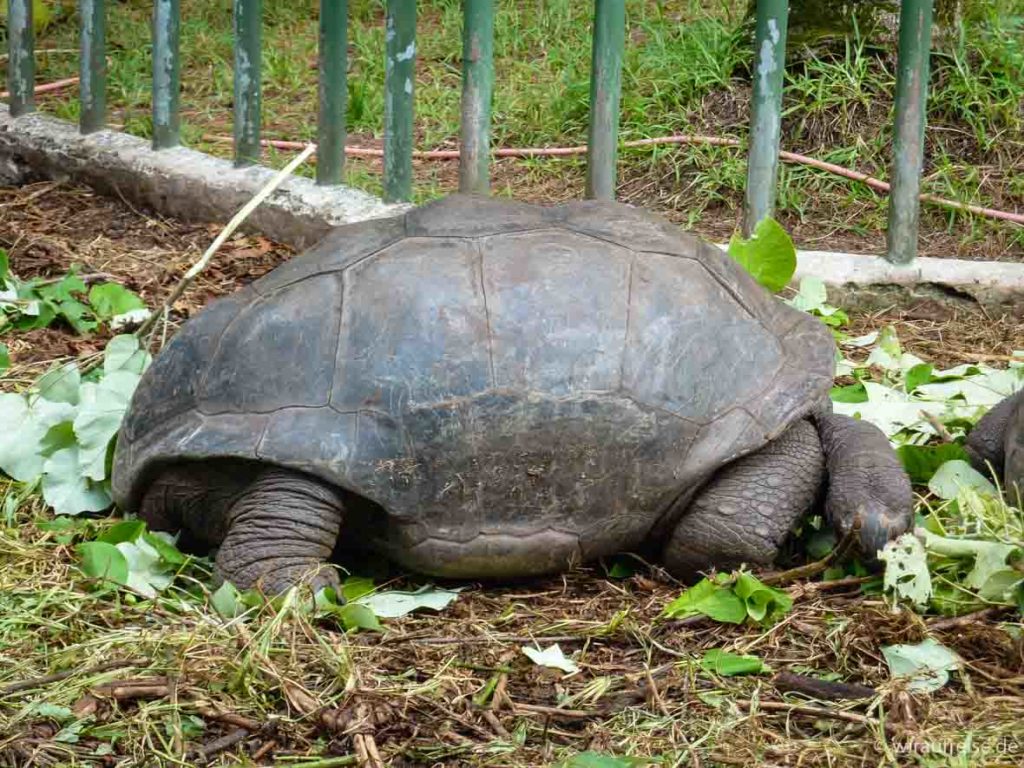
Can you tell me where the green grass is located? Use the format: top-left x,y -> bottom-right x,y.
4,1 -> 1024,246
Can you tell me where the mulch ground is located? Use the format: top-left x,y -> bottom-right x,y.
1,180 -> 1024,767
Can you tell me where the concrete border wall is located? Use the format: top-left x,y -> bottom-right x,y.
2,104 -> 1022,313
0,105 -> 408,251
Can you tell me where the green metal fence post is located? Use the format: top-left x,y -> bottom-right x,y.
317,0 -> 349,186
742,0 -> 789,236
152,0 -> 181,149
79,0 -> 107,133
233,0 -> 263,167
6,0 -> 35,117
886,0 -> 934,265
459,0 -> 495,195
584,0 -> 625,201
384,0 -> 416,203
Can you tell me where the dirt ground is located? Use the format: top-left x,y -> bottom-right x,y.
2,181 -> 1024,767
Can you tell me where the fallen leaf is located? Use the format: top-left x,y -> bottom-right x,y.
523,643 -> 579,674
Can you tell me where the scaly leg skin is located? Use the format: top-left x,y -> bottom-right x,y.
965,390 -> 1024,507
661,419 -> 825,580
139,460 -> 257,552
815,412 -> 913,561
215,468 -> 345,595
1007,401 -> 1023,508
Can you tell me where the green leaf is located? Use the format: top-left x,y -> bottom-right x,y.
103,334 -> 151,375
904,363 -> 934,394
116,537 -> 174,598
882,638 -> 960,693
74,370 -> 141,481
920,530 -> 1023,603
879,533 -> 932,608
40,420 -> 76,456
0,342 -> 9,373
37,273 -> 86,303
786,276 -> 828,313
356,585 -> 461,618
726,217 -> 797,293
211,581 -> 248,619
41,447 -> 112,516
663,578 -> 747,624
0,250 -> 9,281
59,299 -> 98,334
27,703 -> 75,722
143,531 -> 187,565
35,363 -> 81,405
522,643 -> 580,674
733,571 -> 793,623
565,753 -> 647,768
0,393 -> 76,482
87,283 -> 146,321
897,443 -> 970,485
878,325 -> 902,359
928,460 -> 997,500
605,555 -> 637,579
699,648 -> 766,676
10,301 -> 55,331
830,382 -> 868,403
77,541 -> 129,586
341,576 -> 376,602
337,603 -> 383,632
98,519 -> 146,544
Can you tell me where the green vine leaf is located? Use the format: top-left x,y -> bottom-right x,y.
727,217 -> 797,293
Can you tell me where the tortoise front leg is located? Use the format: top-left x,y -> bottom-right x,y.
815,412 -> 913,560
215,468 -> 345,595
660,419 -> 826,579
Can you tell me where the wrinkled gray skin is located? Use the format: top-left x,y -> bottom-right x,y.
113,195 -> 920,596
965,389 -> 1024,508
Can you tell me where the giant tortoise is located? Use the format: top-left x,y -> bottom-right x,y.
110,195 -> 1017,595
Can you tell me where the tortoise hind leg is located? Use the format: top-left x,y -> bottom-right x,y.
215,468 -> 345,595
660,419 -> 825,580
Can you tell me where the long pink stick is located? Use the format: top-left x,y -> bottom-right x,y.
201,132 -> 1024,226
0,76 -> 80,100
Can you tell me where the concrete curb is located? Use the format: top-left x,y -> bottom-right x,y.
792,250 -> 1024,314
0,105 -> 408,251
2,104 -> 1022,313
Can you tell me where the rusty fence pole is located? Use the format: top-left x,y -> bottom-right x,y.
7,0 -> 35,117
742,0 -> 789,236
584,0 -> 626,201
79,0 -> 107,133
152,0 -> 181,149
233,0 -> 263,167
886,0 -> 934,265
458,0 -> 495,195
384,0 -> 416,203
317,0 -> 349,186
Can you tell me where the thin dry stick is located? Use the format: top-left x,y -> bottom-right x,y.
0,659 -> 140,695
760,513 -> 863,586
133,143 -> 317,341
922,410 -> 956,443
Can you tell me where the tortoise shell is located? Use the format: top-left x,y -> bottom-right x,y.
112,195 -> 834,575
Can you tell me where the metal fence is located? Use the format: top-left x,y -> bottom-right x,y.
4,0 -> 935,265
